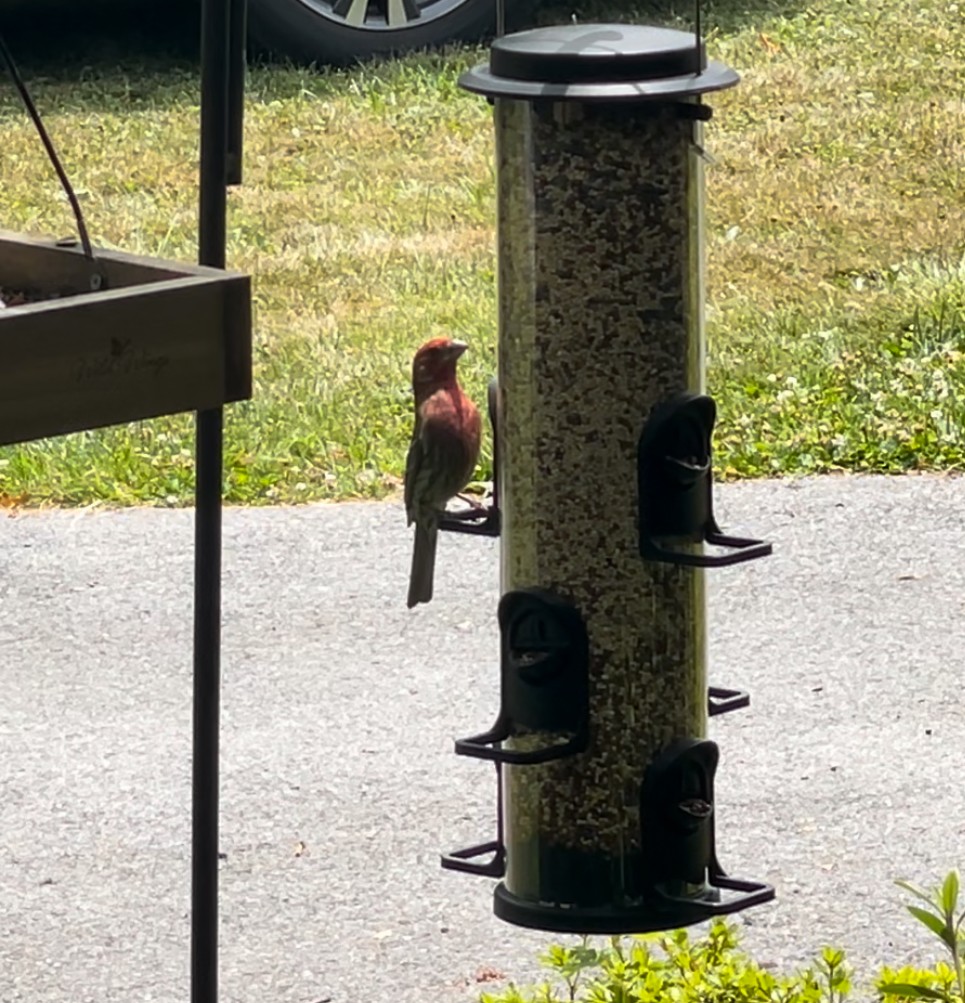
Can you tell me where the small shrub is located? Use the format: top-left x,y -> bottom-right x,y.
484,870 -> 965,1003
481,919 -> 842,1003
880,870 -> 965,1003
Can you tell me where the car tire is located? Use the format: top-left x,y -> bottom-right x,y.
248,0 -> 534,65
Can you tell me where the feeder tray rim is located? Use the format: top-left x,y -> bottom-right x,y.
0,227 -> 247,283
0,273 -> 225,313
0,227 -> 252,448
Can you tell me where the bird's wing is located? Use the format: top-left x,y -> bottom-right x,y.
403,429 -> 422,524
405,409 -> 469,524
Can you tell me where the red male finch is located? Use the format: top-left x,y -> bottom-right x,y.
404,337 -> 482,608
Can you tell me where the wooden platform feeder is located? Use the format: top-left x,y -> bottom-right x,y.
0,228 -> 252,447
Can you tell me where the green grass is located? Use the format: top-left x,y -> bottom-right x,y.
0,0 -> 963,506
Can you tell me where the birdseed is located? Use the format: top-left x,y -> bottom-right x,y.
495,96 -> 712,909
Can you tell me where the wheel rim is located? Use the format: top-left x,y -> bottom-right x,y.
302,0 -> 476,32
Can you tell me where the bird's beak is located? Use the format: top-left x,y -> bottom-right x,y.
448,339 -> 469,360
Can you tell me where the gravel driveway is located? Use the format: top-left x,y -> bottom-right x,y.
1,473 -> 963,1002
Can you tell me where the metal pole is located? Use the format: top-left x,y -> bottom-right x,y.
226,0 -> 247,186
194,0 -> 233,1000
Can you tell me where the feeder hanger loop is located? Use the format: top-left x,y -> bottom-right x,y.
0,32 -> 106,292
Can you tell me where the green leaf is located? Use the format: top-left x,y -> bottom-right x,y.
908,905 -> 951,940
897,880 -> 937,906
822,946 -> 846,968
880,983 -> 952,1002
941,871 -> 960,919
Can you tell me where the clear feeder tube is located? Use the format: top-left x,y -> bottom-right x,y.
496,97 -> 708,910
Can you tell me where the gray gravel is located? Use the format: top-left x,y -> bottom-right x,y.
2,473 -> 964,1002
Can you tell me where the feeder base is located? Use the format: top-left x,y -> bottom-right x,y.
493,875 -> 775,934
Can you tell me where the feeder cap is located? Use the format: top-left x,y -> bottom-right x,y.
459,24 -> 739,102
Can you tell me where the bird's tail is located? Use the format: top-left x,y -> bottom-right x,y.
407,520 -> 438,608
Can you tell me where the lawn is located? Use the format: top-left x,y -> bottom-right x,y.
0,0 -> 962,506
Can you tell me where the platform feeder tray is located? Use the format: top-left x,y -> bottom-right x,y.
0,229 -> 252,447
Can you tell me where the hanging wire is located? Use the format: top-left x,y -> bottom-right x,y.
0,29 -> 97,267
496,0 -> 506,38
690,0 -> 717,164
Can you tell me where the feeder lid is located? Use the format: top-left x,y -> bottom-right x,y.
459,24 -> 738,102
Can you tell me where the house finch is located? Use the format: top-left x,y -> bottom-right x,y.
404,337 -> 482,608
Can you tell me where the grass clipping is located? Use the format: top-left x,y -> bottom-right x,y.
0,0 -> 963,505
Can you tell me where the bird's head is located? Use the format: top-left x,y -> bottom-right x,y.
411,337 -> 468,394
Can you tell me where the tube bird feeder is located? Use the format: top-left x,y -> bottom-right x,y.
443,23 -> 775,934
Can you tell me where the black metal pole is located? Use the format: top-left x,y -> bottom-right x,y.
226,0 -> 247,186
194,0 -> 233,1001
